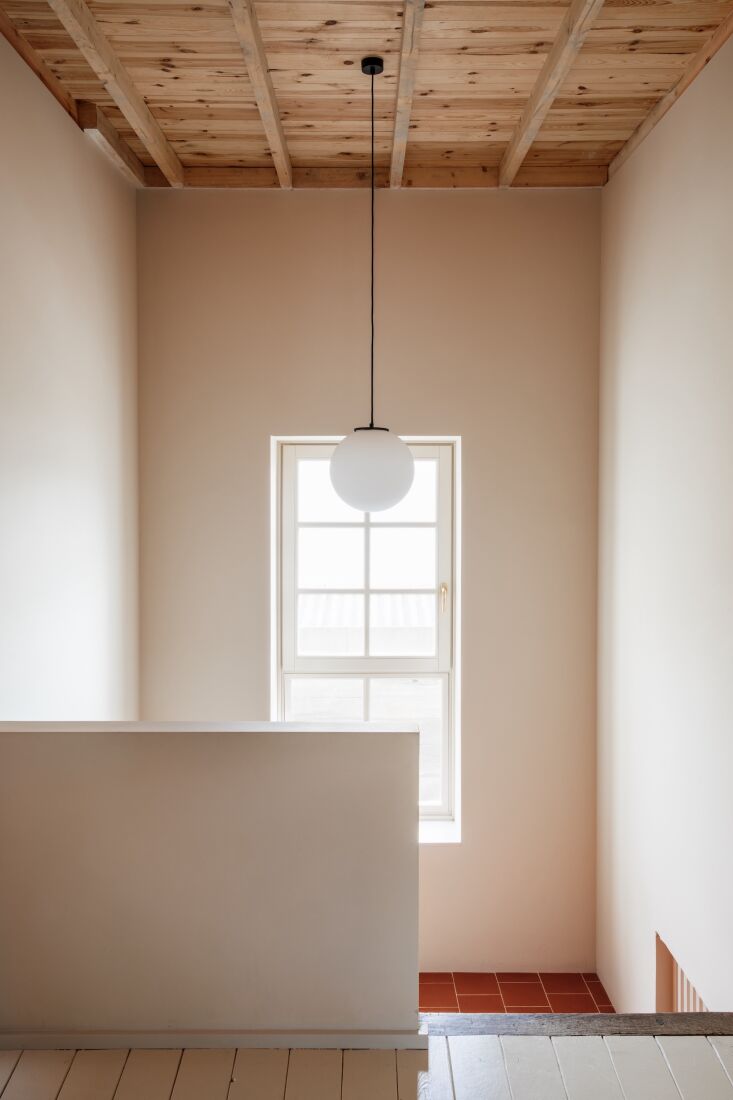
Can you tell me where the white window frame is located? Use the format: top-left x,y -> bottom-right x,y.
271,437 -> 461,841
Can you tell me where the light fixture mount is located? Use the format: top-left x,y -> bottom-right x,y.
361,56 -> 384,76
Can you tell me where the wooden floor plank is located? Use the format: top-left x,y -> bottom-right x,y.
711,1037 -> 733,1086
427,1037 -> 454,1100
283,1050 -> 342,1100
342,1050 -> 397,1100
553,1037 -> 623,1100
227,1049 -> 289,1099
657,1036 -> 733,1100
56,1050 -> 128,1100
0,1052 -> 22,1094
604,1036 -> 681,1100
2,1051 -> 75,1100
112,1049 -> 182,1100
170,1049 -> 235,1100
448,1036 -> 511,1100
501,1036 -> 567,1100
396,1050 -> 429,1100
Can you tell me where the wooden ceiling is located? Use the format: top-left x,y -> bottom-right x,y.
2,0 -> 732,188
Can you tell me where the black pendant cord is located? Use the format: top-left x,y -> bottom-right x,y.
369,66 -> 375,429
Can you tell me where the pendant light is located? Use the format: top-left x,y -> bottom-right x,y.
330,56 -> 415,513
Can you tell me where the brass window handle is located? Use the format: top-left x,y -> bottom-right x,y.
440,582 -> 449,613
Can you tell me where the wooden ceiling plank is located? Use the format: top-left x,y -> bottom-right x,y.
390,0 -> 426,187
45,0 -> 184,186
78,99 -> 145,186
0,7 -> 78,123
226,0 -> 293,188
498,0 -> 607,187
608,8 -> 733,178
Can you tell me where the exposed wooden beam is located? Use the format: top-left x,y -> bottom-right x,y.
498,0 -> 606,187
390,0 -> 426,189
144,164 -> 606,189
46,0 -> 184,187
226,0 -> 292,189
78,101 -> 145,187
609,9 -> 733,179
0,8 -> 78,124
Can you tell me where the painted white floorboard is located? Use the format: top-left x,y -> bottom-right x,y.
552,1037 -> 624,1100
342,1050 -> 398,1100
0,1051 -> 21,1094
448,1036 -> 511,1100
169,1049 -> 236,1100
604,1036 -> 682,1100
2,1050 -> 75,1100
227,1049 -> 289,1099
501,1036 -> 567,1100
711,1038 -> 733,1087
56,1050 -> 128,1100
284,1050 -> 342,1100
112,1049 -> 182,1100
658,1036 -> 733,1100
427,1037 -> 454,1100
396,1050 -> 429,1100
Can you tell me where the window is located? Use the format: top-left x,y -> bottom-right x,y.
274,440 -> 459,824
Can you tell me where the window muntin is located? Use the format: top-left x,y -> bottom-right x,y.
278,442 -> 456,819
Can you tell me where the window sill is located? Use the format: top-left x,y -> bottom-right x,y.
419,817 -> 461,845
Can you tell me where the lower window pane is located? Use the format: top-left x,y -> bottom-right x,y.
369,593 -> 436,656
297,593 -> 364,656
285,677 -> 364,722
369,677 -> 444,807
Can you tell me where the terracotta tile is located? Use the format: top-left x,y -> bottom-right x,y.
419,972 -> 453,985
540,973 -> 589,995
453,973 -> 500,995
547,993 -> 598,1013
582,973 -> 599,982
457,994 -> 505,1013
507,1007 -> 554,1014
420,1007 -> 459,1014
586,980 -> 612,1004
597,1004 -> 616,1014
419,986 -> 458,1011
500,982 -> 549,1008
496,972 -> 539,983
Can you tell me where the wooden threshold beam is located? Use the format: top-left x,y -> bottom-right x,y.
390,0 -> 426,188
609,9 -> 733,179
226,0 -> 292,189
78,101 -> 145,187
499,0 -> 606,187
0,8 -> 78,124
46,0 -> 184,187
144,164 -> 607,189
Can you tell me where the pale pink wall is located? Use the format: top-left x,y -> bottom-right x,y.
598,37 -> 733,1010
0,38 -> 138,718
137,188 -> 600,969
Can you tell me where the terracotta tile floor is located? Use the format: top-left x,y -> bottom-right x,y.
419,972 -> 615,1014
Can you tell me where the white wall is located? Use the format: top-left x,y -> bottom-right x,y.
137,187 -> 600,970
598,36 -> 733,1011
0,722 -> 419,1046
0,39 -> 138,718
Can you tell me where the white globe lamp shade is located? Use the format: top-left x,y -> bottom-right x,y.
330,429 -> 414,512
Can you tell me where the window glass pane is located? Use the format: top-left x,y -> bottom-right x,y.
377,460 -> 437,523
298,459 -> 363,523
285,677 -> 364,722
369,594 -> 436,656
298,527 -> 364,589
370,528 -> 436,590
369,677 -> 444,806
298,594 -> 364,656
